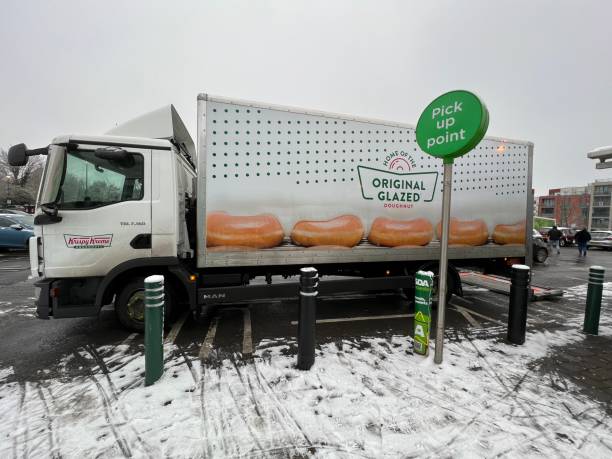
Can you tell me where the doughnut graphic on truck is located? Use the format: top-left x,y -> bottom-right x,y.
8,94 -> 533,331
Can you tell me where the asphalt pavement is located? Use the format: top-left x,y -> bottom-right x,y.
1,246 -> 610,388
0,248 -> 612,457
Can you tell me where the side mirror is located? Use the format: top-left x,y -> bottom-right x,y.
40,203 -> 59,217
8,143 -> 48,166
8,144 -> 28,166
10,224 -> 23,231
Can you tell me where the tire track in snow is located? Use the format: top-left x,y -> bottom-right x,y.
35,383 -> 61,459
83,345 -> 152,456
86,373 -> 133,458
251,359 -> 314,452
200,363 -> 234,458
456,333 -> 569,457
214,364 -> 244,457
230,356 -> 264,420
225,355 -> 266,455
242,361 -> 306,455
73,351 -> 132,458
199,365 -> 213,458
335,342 -> 479,452
175,345 -> 199,384
11,382 -> 27,459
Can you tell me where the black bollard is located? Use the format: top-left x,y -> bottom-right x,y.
297,267 -> 318,370
507,264 -> 530,345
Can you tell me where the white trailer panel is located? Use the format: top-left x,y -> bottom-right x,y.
197,94 -> 533,268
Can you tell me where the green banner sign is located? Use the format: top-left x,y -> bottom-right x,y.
414,270 -> 434,355
416,90 -> 489,163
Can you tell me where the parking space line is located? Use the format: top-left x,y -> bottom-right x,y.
199,316 -> 219,361
290,313 -> 414,325
120,333 -> 138,346
165,311 -> 189,345
449,299 -> 506,326
453,306 -> 482,328
565,276 -> 586,282
242,308 -> 253,357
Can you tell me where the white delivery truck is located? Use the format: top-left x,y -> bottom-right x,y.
9,94 -> 533,331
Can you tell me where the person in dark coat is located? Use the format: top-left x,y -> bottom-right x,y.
547,226 -> 563,255
574,227 -> 591,257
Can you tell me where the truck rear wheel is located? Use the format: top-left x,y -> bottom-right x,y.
115,277 -> 175,332
410,263 -> 459,308
535,247 -> 548,263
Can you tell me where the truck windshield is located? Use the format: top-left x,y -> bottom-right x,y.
39,145 -> 144,210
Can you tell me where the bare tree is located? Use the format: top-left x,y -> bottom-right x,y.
0,147 -> 45,205
0,147 -> 44,187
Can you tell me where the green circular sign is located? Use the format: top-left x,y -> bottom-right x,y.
416,90 -> 489,162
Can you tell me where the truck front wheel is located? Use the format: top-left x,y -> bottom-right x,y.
115,277 -> 175,332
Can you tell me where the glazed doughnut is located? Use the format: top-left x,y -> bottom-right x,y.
206,211 -> 284,248
492,221 -> 526,245
368,217 -> 433,247
291,215 -> 364,247
436,218 -> 488,246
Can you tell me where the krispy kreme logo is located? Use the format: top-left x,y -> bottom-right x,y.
357,151 -> 438,208
64,234 -> 113,249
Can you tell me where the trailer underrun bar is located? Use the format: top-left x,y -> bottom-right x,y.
198,275 -> 413,305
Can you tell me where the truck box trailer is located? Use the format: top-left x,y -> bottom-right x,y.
9,94 -> 533,331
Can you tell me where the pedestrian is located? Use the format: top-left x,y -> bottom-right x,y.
547,225 -> 562,255
574,227 -> 591,257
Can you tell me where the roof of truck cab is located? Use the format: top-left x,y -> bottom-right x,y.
51,134 -> 173,150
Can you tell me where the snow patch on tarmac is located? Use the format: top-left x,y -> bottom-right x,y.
1,323 -> 612,458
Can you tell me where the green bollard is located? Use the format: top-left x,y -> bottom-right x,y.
584,266 -> 605,335
414,270 -> 434,355
145,275 -> 165,386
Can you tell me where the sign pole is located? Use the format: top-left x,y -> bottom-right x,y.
434,160 -> 453,363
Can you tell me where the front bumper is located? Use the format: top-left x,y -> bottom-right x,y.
33,277 -> 102,319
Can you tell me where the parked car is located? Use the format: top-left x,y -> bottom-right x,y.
539,226 -> 575,247
533,229 -> 549,263
0,214 -> 34,250
587,231 -> 612,251
0,208 -> 29,215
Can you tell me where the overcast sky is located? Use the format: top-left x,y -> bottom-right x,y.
1,0 -> 611,195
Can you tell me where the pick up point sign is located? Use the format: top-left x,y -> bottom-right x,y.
416,90 -> 489,163
415,90 -> 489,364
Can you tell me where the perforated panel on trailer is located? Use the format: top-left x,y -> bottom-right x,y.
196,94 -> 532,268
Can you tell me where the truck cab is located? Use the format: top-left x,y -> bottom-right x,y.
11,106 -> 197,330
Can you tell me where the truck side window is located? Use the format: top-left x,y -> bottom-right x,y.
57,151 -> 144,210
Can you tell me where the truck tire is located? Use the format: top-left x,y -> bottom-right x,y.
115,277 -> 175,332
431,270 -> 456,308
535,247 -> 548,264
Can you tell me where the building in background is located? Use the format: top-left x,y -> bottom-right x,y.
588,180 -> 612,230
537,187 -> 590,228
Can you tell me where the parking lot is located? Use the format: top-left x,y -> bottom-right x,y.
1,248 -> 612,457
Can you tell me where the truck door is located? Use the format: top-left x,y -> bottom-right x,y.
42,146 -> 152,280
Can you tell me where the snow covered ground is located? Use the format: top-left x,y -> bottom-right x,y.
1,285 -> 612,458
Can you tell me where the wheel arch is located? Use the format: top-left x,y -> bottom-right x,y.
95,257 -> 195,309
